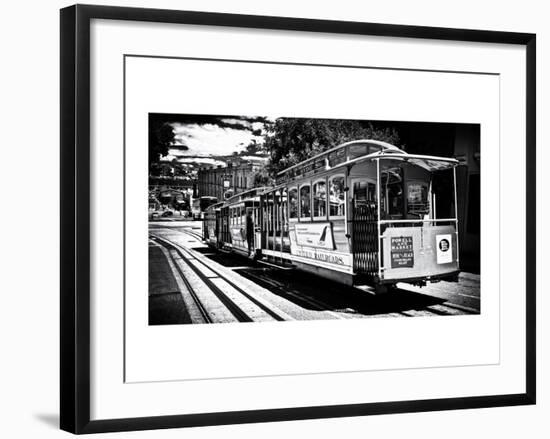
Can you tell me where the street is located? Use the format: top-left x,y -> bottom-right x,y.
148,221 -> 480,325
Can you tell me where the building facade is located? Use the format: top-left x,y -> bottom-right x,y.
197,160 -> 263,202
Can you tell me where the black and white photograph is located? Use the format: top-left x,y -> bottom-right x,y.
148,114 -> 481,325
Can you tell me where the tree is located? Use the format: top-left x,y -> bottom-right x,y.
251,167 -> 272,187
148,122 -> 179,171
263,118 -> 400,175
244,139 -> 261,155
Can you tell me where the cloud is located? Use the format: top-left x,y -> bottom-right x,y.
159,154 -> 179,162
240,155 -> 269,162
176,157 -> 226,167
219,118 -> 252,130
171,122 -> 264,156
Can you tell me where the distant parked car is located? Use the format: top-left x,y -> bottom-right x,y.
161,210 -> 174,217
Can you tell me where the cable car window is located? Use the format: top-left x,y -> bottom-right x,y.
407,182 -> 429,218
313,180 -> 327,218
274,191 -> 280,232
314,158 -> 325,170
289,187 -> 298,219
368,144 -> 382,154
267,193 -> 273,232
348,143 -> 369,160
281,188 -> 288,232
300,185 -> 311,219
381,167 -> 404,218
353,180 -> 377,206
329,176 -> 345,217
328,149 -> 346,167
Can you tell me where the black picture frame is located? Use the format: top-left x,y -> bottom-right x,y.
60,4 -> 536,434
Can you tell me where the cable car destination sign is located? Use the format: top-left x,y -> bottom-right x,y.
390,236 -> 414,268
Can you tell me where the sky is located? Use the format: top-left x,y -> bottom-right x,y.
149,114 -> 271,161
171,120 -> 264,156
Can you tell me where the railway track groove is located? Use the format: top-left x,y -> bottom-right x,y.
154,241 -> 212,324
151,233 -> 288,323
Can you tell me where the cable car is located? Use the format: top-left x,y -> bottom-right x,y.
203,202 -> 224,245
205,188 -> 267,258
258,139 -> 460,292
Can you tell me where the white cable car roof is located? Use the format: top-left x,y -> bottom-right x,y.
372,153 -> 459,171
277,139 -> 458,182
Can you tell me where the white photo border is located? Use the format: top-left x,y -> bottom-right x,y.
123,54 -> 500,385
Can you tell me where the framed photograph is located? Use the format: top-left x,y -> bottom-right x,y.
60,4 -> 536,434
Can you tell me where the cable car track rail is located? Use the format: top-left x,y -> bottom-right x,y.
239,270 -> 350,319
180,228 -> 203,241
174,227 -> 351,319
150,233 -> 287,323
158,242 -> 213,324
152,235 -> 253,322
